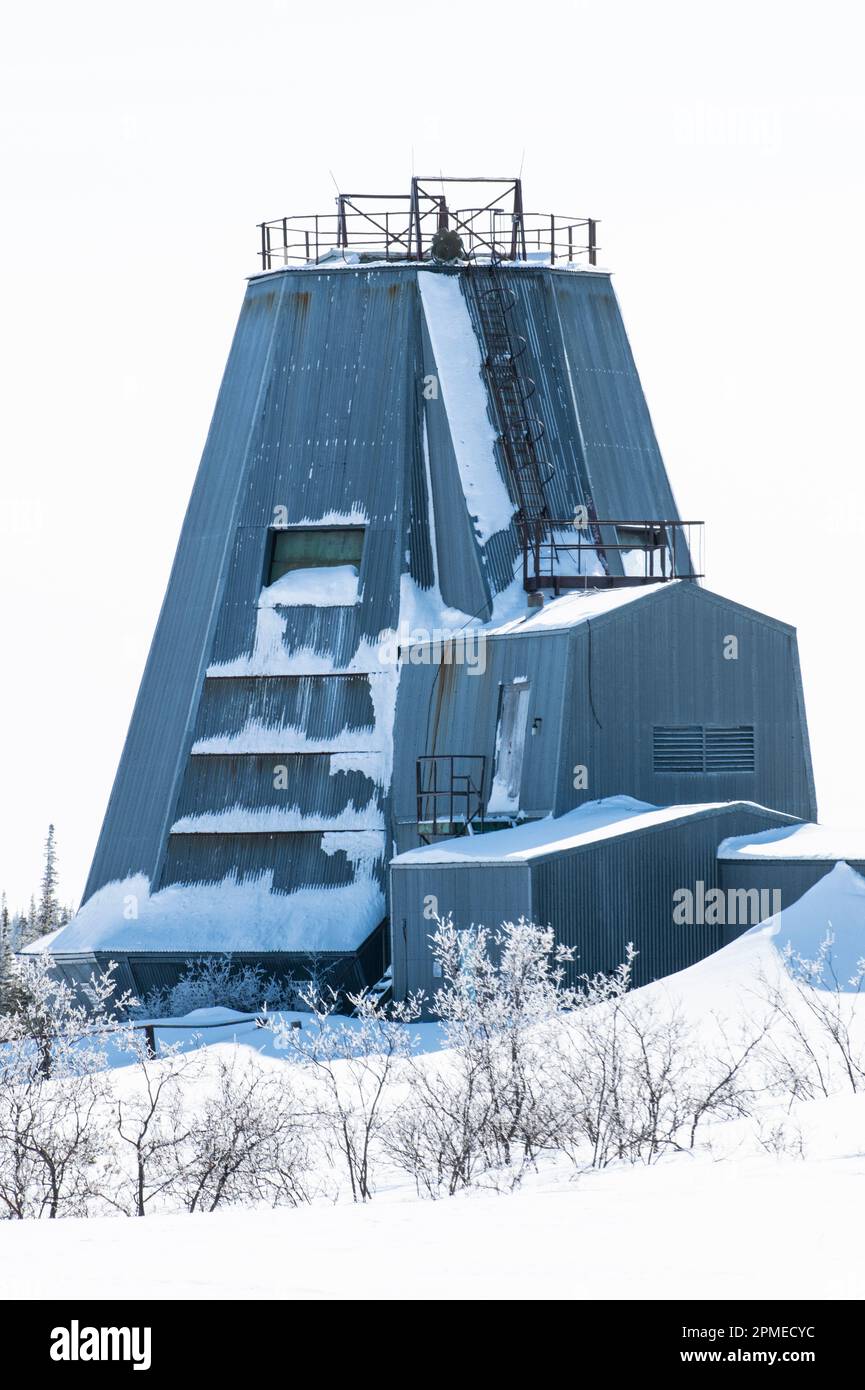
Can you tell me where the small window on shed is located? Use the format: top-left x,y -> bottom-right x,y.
266,527 -> 365,586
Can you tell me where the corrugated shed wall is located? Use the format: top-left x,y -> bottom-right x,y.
391,804 -> 798,997
391,861 -> 530,1001
392,583 -> 815,840
530,804 -> 799,985
556,584 -> 816,821
718,858 -> 865,943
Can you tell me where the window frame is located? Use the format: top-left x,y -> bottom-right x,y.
263,524 -> 367,589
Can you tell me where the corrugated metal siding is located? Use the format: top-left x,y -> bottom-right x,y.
391,583 -> 815,840
405,290 -> 437,593
391,804 -> 798,997
461,268 -> 592,526
194,674 -> 375,742
419,302 -> 493,616
529,805 -> 796,985
162,831 -> 386,894
84,275 -> 290,899
390,861 -> 530,1001
209,272 -> 419,664
718,858 -> 865,943
556,584 -> 816,821
173,754 -> 382,822
392,628 -> 570,825
550,273 -> 681,525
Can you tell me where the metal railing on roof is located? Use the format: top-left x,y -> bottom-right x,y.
257,176 -> 599,269
517,518 -> 705,593
416,754 -> 487,843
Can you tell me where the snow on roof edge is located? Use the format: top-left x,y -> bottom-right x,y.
394,796 -> 795,866
719,822 -> 865,862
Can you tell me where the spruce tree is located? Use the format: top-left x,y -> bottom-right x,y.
0,895 -> 15,1015
37,825 -> 60,937
19,895 -> 39,947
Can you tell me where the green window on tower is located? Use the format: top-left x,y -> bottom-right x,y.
266,527 -> 366,585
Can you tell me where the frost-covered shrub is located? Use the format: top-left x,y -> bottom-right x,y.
552,952 -> 767,1168
758,934 -> 865,1100
385,916 -> 576,1195
176,1054 -> 317,1212
133,956 -> 302,1019
0,957 -> 128,1218
384,922 -> 765,1188
271,986 -> 422,1202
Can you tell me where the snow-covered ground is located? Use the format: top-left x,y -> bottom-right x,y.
1,1141 -> 862,1301
5,865 -> 865,1301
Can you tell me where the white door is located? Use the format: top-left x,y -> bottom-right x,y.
488,680 -> 531,815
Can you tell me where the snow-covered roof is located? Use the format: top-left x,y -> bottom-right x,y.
393,795 -> 777,866
19,925 -> 66,955
485,583 -> 674,637
41,872 -> 385,956
718,823 -> 865,862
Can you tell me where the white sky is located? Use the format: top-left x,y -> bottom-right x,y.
1,0 -> 863,910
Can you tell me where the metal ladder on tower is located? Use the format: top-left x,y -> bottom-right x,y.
469,260 -> 554,549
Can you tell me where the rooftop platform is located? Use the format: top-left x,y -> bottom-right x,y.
257,176 -> 599,270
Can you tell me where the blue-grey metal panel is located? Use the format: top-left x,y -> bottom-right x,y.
162,831 -> 386,895
555,584 -> 816,821
392,625 -> 571,825
83,275 -> 290,900
173,755 -> 382,822
208,271 -> 419,666
419,300 -> 493,617
550,272 -> 682,525
194,674 -> 375,742
718,858 -> 864,943
461,268 -> 592,524
530,804 -> 798,986
390,860 -> 530,1001
392,583 -> 815,836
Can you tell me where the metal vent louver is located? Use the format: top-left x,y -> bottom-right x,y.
653,725 -> 704,772
705,725 -> 755,773
653,725 -> 755,774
